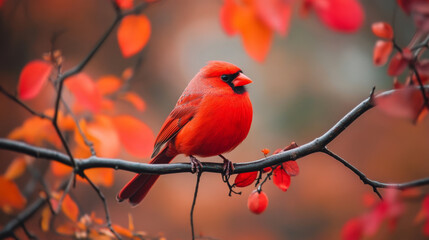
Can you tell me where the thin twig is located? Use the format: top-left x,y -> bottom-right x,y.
191,171 -> 202,240
60,98 -> 96,155
81,173 -> 122,240
0,180 -> 69,238
412,68 -> 429,107
55,173 -> 75,214
26,164 -> 56,213
21,224 -> 37,240
322,148 -> 383,199
0,86 -> 51,120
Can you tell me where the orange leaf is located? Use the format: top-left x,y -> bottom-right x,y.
375,87 -> 426,122
4,157 -> 27,180
234,171 -> 258,187
371,22 -> 394,39
41,206 -> 52,232
111,115 -> 154,158
373,40 -> 393,66
221,0 -> 273,62
121,92 -> 146,111
128,213 -> 134,231
261,148 -> 270,155
56,222 -> 76,236
0,176 -> 26,210
65,73 -> 103,113
113,224 -> 133,238
75,115 -> 121,158
51,161 -> 72,177
273,166 -> 291,191
8,116 -> 61,148
236,5 -> 273,62
62,194 -> 79,221
117,15 -> 151,58
79,168 -> 114,187
121,67 -> 134,80
247,190 -> 268,214
18,60 -> 53,100
96,75 -> 122,96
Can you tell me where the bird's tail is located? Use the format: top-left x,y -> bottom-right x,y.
116,147 -> 176,205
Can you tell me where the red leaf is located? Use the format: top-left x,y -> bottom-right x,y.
371,22 -> 394,39
375,86 -> 426,122
362,192 -> 377,207
424,220 -> 429,236
234,171 -> 258,187
416,60 -> 429,81
410,1 -> 429,31
283,142 -> 299,151
373,40 -> 393,66
111,115 -> 154,158
273,166 -> 291,191
18,60 -> 53,100
397,0 -> 412,14
116,0 -> 133,9
283,161 -> 299,176
387,48 -> 412,76
341,218 -> 363,240
254,0 -> 292,36
0,176 -> 26,210
247,190 -> 268,214
312,0 -> 364,33
65,73 -> 103,113
117,15 -> 151,58
423,195 -> 429,214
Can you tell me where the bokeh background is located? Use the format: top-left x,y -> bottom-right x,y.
1,0 -> 429,239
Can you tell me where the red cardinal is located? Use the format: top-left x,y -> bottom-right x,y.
117,61 -> 253,205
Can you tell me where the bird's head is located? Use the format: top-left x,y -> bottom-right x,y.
200,61 -> 252,94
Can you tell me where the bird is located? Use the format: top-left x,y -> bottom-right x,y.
117,61 -> 253,205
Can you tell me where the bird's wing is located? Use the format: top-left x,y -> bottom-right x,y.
151,93 -> 203,158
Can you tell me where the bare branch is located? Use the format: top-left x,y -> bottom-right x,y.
0,86 -> 52,120
191,172 -> 202,240
81,173 -> 122,240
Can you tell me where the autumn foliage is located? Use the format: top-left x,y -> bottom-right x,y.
1,0 -> 429,239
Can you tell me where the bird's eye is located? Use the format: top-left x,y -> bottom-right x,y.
221,74 -> 230,82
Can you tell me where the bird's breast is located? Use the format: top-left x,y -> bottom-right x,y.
174,91 -> 252,157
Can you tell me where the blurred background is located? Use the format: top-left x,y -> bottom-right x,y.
1,0 -> 429,239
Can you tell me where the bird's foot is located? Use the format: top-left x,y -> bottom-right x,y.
219,154 -> 234,181
189,155 -> 203,174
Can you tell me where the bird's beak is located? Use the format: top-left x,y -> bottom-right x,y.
232,73 -> 253,87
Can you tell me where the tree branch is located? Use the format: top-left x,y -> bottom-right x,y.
0,87 -> 426,178
1,86 -> 429,238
